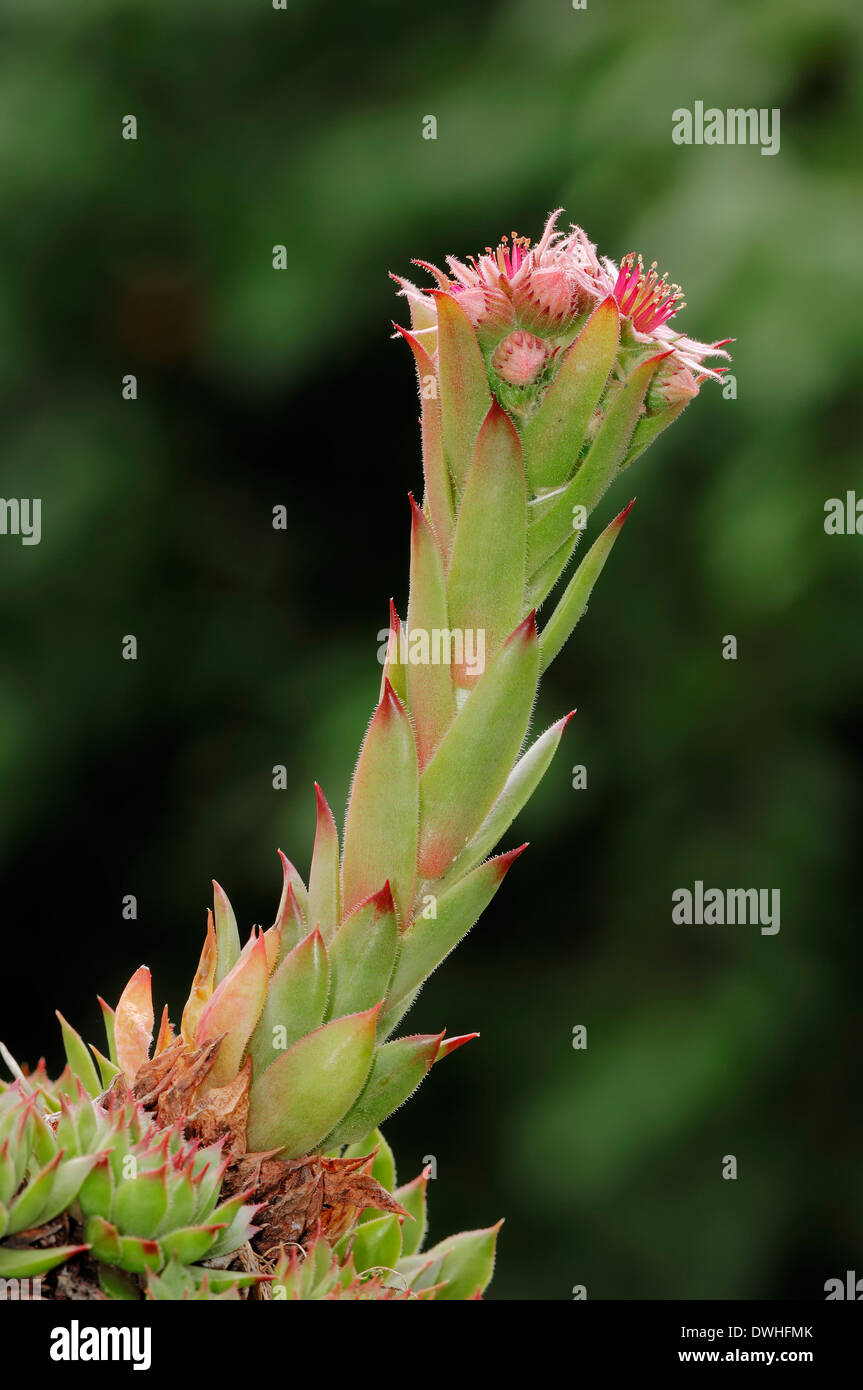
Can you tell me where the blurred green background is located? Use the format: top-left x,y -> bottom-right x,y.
1,0 -> 861,1299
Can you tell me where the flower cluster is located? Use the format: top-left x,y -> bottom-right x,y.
393,209 -> 730,417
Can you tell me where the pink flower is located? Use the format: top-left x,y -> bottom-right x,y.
392,209 -> 596,350
392,209 -> 730,404
563,231 -> 731,383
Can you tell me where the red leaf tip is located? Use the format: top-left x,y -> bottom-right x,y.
371,879 -> 395,913
494,842 -> 529,878
507,610 -> 538,645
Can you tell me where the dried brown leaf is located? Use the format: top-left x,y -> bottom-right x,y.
185,1057 -> 251,1156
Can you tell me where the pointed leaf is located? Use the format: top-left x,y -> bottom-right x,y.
275,849 -> 309,926
525,531 -> 580,610
540,499 -> 634,671
323,1033 -> 442,1149
162,1223 -> 222,1265
416,1223 -> 502,1300
308,784 -> 341,942
247,1007 -> 379,1157
248,928 -> 329,1077
6,1151 -> 64,1234
521,296 -> 620,490
352,1212 -> 402,1275
112,1165 -> 170,1240
56,1013 -> 101,1098
380,846 -> 526,1031
622,396 -> 691,471
406,497 -> 454,767
328,884 -> 398,1020
0,1243 -> 88,1279
433,291 -> 492,493
341,682 -> 419,927
181,912 -> 218,1045
443,715 -> 574,883
527,353 -> 660,577
90,1047 -> 120,1092
78,1154 -> 114,1220
379,597 -> 407,705
196,931 -> 268,1086
395,323 -> 455,555
114,967 -> 154,1081
97,997 -> 118,1067
446,401 -> 527,688
212,881 -> 241,985
394,1171 -> 428,1257
418,615 -> 539,879
115,1234 -> 163,1275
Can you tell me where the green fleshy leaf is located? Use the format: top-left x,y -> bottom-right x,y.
272,852 -> 307,961
379,599 -> 407,705
539,500 -> 633,672
161,1223 -> 221,1265
56,1013 -> 101,1098
341,683 -> 419,928
207,1198 -> 258,1258
77,1155 -> 113,1221
521,296 -> 620,491
212,880 -> 241,985
396,325 -> 455,556
328,887 -> 398,1022
7,1153 -> 100,1235
85,1214 -> 123,1264
0,1242 -> 87,1279
184,1264 -> 265,1292
417,614 -> 539,879
98,998 -> 118,1068
442,714 -> 574,884
112,1166 -> 170,1240
394,1171 -> 428,1257
525,531 -> 580,611
352,1212 -> 402,1275
0,1145 -> 17,1209
406,496 -> 454,768
380,847 -> 525,1030
434,292 -> 492,494
114,1234 -> 164,1275
99,1263 -> 141,1300
248,928 -> 329,1078
160,1172 -> 196,1235
323,1033 -> 441,1149
376,986 -> 420,1040
404,1222 -> 501,1299
527,353 -> 659,576
621,396 -> 690,471
446,401 -> 527,687
90,1047 -> 120,1093
29,1109 -> 57,1170
247,1007 -> 379,1157
307,784 -> 341,943
188,1144 -> 228,1222
5,1153 -> 63,1234
276,850 -> 309,927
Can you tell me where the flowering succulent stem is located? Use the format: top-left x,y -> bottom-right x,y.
1,210 -> 727,1300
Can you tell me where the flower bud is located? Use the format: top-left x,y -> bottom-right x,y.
491,330 -> 550,386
